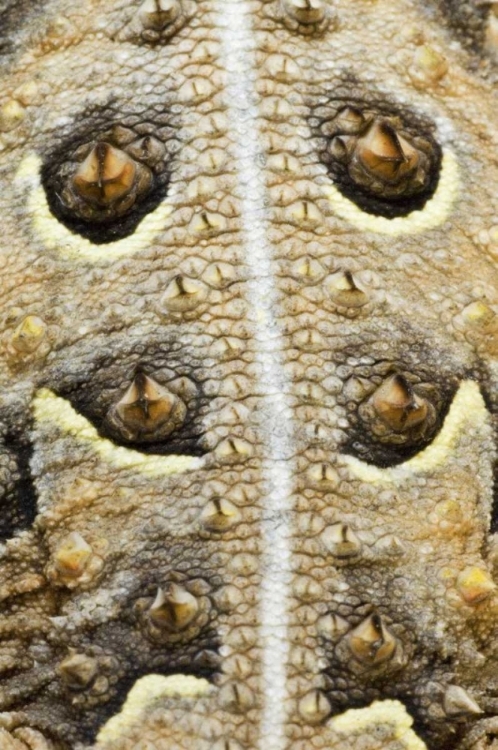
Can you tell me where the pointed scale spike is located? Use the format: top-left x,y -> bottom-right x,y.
138,0 -> 182,31
327,270 -> 369,309
11,315 -> 47,354
322,523 -> 362,559
72,142 -> 138,206
218,682 -> 254,713
443,685 -> 483,717
357,120 -> 408,182
148,584 -> 199,631
200,498 -> 242,532
371,374 -> 428,432
349,119 -> 432,197
161,275 -> 209,313
331,106 -> 366,135
298,689 -> 332,724
108,372 -> 186,442
348,613 -> 398,667
214,437 -> 254,464
317,613 -> 350,640
59,651 -> 98,690
456,567 -> 496,605
54,532 -> 93,579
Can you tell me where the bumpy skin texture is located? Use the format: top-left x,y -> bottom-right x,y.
0,1 -> 497,749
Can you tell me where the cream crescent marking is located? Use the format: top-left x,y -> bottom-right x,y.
33,388 -> 203,478
328,700 -> 427,750
15,154 -> 173,263
323,150 -> 459,236
97,674 -> 212,744
343,380 -> 490,484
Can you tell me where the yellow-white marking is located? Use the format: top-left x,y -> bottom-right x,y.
329,700 -> 427,750
33,389 -> 203,478
97,674 -> 211,744
15,154 -> 173,263
343,380 -> 488,484
217,4 -> 295,750
323,150 -> 459,236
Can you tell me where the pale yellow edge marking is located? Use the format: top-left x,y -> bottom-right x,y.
97,674 -> 211,744
323,150 -> 459,236
329,700 -> 427,750
343,380 -> 487,484
15,154 -> 173,262
33,389 -> 203,478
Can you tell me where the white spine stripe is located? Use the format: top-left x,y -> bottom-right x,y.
216,4 -> 294,749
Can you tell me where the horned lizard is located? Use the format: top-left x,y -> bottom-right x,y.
0,0 -> 497,748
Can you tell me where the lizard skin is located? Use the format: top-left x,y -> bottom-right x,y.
0,0 -> 497,749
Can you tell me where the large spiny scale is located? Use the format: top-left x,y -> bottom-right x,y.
0,500 -> 220,745
0,381 -> 216,745
147,584 -> 200,631
371,374 -> 428,432
355,120 -> 411,182
327,107 -> 435,202
104,370 -> 187,443
72,142 -> 138,207
60,141 -> 153,224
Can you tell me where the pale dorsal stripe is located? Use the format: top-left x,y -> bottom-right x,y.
33,388 -> 203,477
216,3 -> 295,750
343,380 -> 489,484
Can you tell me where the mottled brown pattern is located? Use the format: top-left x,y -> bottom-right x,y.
0,1 -> 497,749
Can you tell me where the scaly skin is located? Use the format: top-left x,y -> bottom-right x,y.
0,1 -> 497,749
